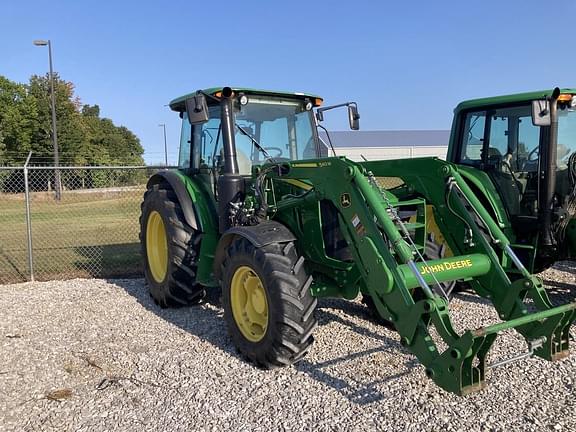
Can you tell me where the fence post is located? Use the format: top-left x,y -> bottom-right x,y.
23,152 -> 35,282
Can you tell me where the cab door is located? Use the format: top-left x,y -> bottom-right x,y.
178,108 -> 223,197
455,105 -> 541,220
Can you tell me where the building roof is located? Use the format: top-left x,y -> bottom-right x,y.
320,130 -> 450,148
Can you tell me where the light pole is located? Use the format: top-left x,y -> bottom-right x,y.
33,39 -> 61,200
159,124 -> 168,166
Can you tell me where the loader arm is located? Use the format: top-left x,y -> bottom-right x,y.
264,156 -> 576,395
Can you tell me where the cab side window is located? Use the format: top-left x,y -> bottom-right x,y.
460,111 -> 486,166
193,107 -> 222,170
178,112 -> 192,169
488,115 -> 509,157
179,108 -> 223,170
486,106 -> 539,172
458,106 -> 540,172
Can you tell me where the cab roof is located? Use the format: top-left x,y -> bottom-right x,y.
169,87 -> 323,112
454,88 -> 576,114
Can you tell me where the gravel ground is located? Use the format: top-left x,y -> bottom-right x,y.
1,263 -> 575,431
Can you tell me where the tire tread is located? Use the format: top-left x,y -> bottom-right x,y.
221,237 -> 317,368
139,181 -> 205,307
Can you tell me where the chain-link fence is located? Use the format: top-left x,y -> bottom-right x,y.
0,164 -> 171,284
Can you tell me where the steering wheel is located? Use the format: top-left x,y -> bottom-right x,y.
519,147 -> 540,172
527,147 -> 539,162
263,147 -> 283,158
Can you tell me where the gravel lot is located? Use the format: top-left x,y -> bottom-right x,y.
1,263 -> 575,431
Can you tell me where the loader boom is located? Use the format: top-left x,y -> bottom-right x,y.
264,156 -> 576,394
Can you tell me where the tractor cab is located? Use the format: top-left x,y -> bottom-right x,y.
448,88 -> 576,267
171,88 -> 326,177
170,87 -> 359,233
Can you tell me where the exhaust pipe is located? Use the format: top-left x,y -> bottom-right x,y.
218,87 -> 245,233
220,87 -> 239,175
539,87 -> 560,251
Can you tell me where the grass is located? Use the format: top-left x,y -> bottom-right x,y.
0,189 -> 146,284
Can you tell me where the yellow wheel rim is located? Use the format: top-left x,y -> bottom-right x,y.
230,266 -> 269,342
146,211 -> 168,283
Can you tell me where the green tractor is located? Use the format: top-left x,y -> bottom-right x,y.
140,87 -> 576,395
446,88 -> 576,272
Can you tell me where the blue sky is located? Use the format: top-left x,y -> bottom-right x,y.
2,0 -> 575,165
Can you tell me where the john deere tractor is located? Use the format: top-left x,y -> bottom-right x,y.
140,87 -> 575,395
446,88 -> 576,272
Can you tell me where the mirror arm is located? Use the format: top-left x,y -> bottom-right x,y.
316,102 -> 356,120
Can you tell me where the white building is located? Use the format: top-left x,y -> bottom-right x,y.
320,130 -> 450,162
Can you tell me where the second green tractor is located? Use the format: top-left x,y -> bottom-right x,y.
445,88 -> 576,273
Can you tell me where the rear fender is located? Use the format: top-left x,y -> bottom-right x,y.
147,171 -> 201,231
147,170 -> 219,286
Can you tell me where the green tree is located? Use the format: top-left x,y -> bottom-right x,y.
0,73 -> 145,180
28,74 -> 87,166
79,106 -> 144,167
0,76 -> 37,165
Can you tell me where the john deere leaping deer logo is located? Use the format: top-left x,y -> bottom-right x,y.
340,193 -> 351,208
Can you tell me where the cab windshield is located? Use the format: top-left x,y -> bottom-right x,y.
180,96 -> 321,175
234,96 -> 318,165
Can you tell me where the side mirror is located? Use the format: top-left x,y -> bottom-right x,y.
348,104 -> 360,130
532,99 -> 551,126
315,101 -> 359,128
185,94 -> 209,125
532,88 -> 561,126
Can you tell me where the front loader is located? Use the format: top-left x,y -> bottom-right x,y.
140,86 -> 576,395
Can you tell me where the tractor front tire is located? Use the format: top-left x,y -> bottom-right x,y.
140,182 -> 205,307
221,237 -> 317,367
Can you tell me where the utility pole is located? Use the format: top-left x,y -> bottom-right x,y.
33,39 -> 62,200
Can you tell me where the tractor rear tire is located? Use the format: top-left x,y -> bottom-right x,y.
139,181 -> 205,307
221,237 -> 317,368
